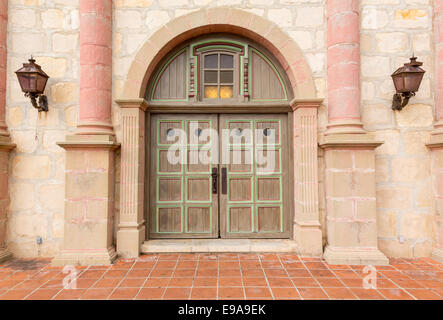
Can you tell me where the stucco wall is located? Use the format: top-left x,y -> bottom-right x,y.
3,0 -> 437,258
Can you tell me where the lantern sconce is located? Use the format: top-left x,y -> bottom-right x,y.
391,55 -> 426,111
15,57 -> 50,112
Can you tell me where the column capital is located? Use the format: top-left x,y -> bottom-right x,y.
115,98 -> 149,111
290,98 -> 323,111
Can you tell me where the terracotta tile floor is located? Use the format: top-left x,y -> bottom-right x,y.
0,253 -> 441,300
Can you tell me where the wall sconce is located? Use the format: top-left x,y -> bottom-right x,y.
15,58 -> 50,112
391,56 -> 425,111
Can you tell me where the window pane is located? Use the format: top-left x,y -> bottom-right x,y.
204,70 -> 218,84
220,54 -> 233,68
204,54 -> 218,68
220,70 -> 233,83
204,86 -> 218,99
220,85 -> 233,99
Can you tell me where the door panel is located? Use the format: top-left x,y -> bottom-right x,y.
150,114 -> 219,238
219,114 -> 290,238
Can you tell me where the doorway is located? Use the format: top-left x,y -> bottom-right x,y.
148,113 -> 290,239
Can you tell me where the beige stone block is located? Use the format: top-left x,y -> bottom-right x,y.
358,221 -> 378,247
145,10 -> 170,30
67,172 -> 109,199
412,241 -> 432,257
375,32 -> 408,53
391,158 -> 430,183
416,184 -> 432,208
50,82 -> 78,104
12,155 -> 51,179
325,150 -> 352,169
393,9 -> 429,29
377,211 -> 397,238
395,104 -> 433,128
328,221 -> 359,247
378,239 -> 412,258
329,199 -> 353,219
52,212 -> 64,238
356,200 -> 376,219
9,213 -> 48,238
326,171 -> 353,198
10,131 -> 38,153
116,10 -> 143,29
34,57 -> 67,78
403,131 -> 430,155
10,9 -> 37,28
64,105 -> 77,127
39,184 -> 64,211
88,150 -> 111,170
42,9 -> 64,28
38,108 -> 60,127
7,107 -> 24,127
376,187 -> 412,210
375,158 -> 389,183
288,31 -> 312,50
66,151 -> 86,171
362,104 -> 393,127
354,151 -> 375,169
12,33 -> 45,54
372,130 -> 400,155
362,56 -> 390,77
295,7 -> 323,28
401,213 -> 432,239
412,33 -> 430,53
42,130 -> 65,153
114,0 -> 154,7
10,183 -> 35,211
353,172 -> 376,197
52,33 -> 78,52
268,8 -> 293,28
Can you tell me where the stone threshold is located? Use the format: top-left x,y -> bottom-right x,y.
142,239 -> 298,253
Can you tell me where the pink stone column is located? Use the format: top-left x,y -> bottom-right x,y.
428,0 -> 443,263
77,0 -> 113,135
435,0 -> 443,132
326,0 -> 364,134
0,0 -> 8,136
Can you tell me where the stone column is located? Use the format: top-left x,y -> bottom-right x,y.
115,99 -> 148,258
291,99 -> 323,256
426,0 -> 443,263
52,0 -> 118,266
320,0 -> 388,265
0,0 -> 15,263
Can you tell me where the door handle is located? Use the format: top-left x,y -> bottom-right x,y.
221,167 -> 227,194
212,167 -> 218,194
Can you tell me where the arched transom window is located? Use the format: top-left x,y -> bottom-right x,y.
146,35 -> 292,104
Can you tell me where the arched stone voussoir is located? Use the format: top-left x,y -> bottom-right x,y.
122,7 -> 317,101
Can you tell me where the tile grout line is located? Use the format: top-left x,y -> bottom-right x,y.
277,254 -> 302,300
133,255 -> 158,300
299,259 -> 330,300
324,264 -> 358,300
105,260 -> 136,300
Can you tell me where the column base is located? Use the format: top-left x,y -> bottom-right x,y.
323,245 -> 389,266
0,249 -> 12,263
431,248 -> 443,263
117,224 -> 145,259
294,223 -> 323,257
51,247 -> 117,266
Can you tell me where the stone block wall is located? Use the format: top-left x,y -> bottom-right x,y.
1,0 -> 438,258
6,0 -> 79,256
360,1 -> 435,257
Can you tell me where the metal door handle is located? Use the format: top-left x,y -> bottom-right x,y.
212,167 -> 218,194
221,167 -> 227,194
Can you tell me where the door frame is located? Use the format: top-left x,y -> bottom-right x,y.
116,98 -> 323,256
145,105 -> 294,240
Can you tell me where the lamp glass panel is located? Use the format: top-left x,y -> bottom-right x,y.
393,75 -> 405,92
404,73 -> 424,92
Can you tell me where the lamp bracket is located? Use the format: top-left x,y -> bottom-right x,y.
25,93 -> 48,112
392,92 -> 415,111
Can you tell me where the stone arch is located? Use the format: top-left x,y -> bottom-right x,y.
121,7 -> 317,100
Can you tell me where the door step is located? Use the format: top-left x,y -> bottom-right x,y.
141,239 -> 297,253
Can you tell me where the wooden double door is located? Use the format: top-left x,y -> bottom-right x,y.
149,113 -> 291,239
